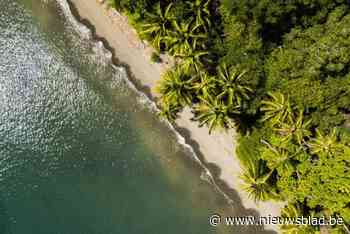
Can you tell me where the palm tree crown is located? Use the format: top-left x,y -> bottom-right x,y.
240,160 -> 275,203
187,0 -> 212,32
165,20 -> 207,55
158,103 -> 181,122
156,67 -> 194,107
261,92 -> 292,126
275,110 -> 312,145
216,63 -> 253,106
141,3 -> 174,49
308,128 -> 339,155
194,95 -> 239,134
174,44 -> 209,73
193,71 -> 216,97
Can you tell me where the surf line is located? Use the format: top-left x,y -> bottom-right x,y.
57,0 -> 237,209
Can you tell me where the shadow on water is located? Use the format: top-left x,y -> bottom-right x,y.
65,1 -> 278,234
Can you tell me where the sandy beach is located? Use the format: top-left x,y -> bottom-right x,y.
67,0 -> 284,232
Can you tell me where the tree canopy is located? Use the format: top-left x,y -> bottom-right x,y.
108,0 -> 350,232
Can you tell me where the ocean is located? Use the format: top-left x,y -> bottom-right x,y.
0,0 -> 269,233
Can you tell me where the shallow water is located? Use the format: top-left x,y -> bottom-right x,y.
0,0 -> 269,233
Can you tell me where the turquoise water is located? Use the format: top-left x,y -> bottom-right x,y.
0,0 -> 270,233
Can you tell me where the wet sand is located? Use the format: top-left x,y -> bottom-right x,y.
66,0 -> 284,232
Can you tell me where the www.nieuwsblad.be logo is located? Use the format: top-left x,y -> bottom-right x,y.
209,214 -> 344,227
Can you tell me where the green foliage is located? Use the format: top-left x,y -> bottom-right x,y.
293,143 -> 350,221
164,20 -> 208,55
216,63 -> 253,106
106,0 -> 118,10
187,0 -> 212,32
240,159 -> 276,203
158,103 -> 181,123
218,9 -> 263,95
192,71 -> 216,97
108,0 -> 350,229
280,202 -> 318,234
254,88 -> 350,226
109,0 -> 150,14
175,45 -> 209,73
275,110 -> 313,145
194,95 -> 240,134
265,7 -> 350,129
221,0 -> 349,45
150,51 -> 162,63
236,130 -> 266,166
308,128 -> 339,155
261,92 -> 293,126
156,66 -> 194,107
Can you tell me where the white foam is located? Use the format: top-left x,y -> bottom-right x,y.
56,0 -> 236,208
56,0 -> 91,38
91,41 -> 113,66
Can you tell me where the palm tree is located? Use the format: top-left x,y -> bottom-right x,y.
261,92 -> 293,126
164,20 -> 207,55
192,71 -> 216,97
158,103 -> 181,122
156,67 -> 194,107
240,160 -> 275,203
193,95 -> 239,134
187,0 -> 212,32
140,3 -> 174,50
216,63 -> 253,106
308,128 -> 339,155
280,203 -> 320,234
174,45 -> 209,73
276,110 -> 312,145
260,139 -> 295,173
280,203 -> 305,234
281,202 -> 303,218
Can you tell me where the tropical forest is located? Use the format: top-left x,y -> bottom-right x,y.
108,0 -> 350,233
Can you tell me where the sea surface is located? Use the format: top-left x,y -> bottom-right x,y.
0,0 -> 270,233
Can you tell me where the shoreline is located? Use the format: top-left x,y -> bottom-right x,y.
66,0 -> 284,232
